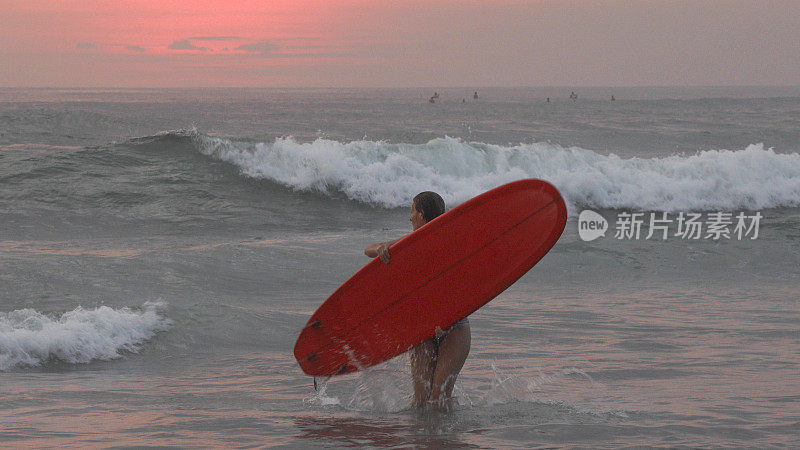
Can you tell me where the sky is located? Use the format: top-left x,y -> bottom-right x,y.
1,0 -> 798,88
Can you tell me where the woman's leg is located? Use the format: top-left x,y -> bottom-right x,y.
409,339 -> 437,407
429,321 -> 471,408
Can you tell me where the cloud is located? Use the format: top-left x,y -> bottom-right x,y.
236,40 -> 278,55
275,37 -> 322,42
168,39 -> 208,51
188,36 -> 243,41
76,42 -> 97,50
125,45 -> 146,52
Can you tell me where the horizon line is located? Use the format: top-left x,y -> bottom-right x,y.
2,84 -> 800,90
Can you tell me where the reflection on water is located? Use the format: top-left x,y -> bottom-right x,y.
0,240 -> 146,258
0,234 -> 344,259
293,414 -> 481,448
1,144 -> 83,152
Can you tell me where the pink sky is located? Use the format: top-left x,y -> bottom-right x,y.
1,0 -> 798,87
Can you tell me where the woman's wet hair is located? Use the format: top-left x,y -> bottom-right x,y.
413,191 -> 445,222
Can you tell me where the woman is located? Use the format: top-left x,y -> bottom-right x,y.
364,191 -> 471,409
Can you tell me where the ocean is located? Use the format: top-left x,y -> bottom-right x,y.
1,87 -> 799,448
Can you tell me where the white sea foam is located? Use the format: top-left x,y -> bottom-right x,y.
193,131 -> 800,213
0,302 -> 171,371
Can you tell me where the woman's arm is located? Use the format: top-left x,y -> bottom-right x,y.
364,239 -> 401,263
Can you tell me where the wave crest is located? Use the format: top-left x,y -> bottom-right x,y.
0,302 -> 171,371
188,130 -> 800,212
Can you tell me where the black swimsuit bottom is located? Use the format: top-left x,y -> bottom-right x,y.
432,317 -> 469,349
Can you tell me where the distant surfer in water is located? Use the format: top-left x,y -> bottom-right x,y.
364,191 -> 471,410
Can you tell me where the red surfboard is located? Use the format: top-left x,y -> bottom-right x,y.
294,179 -> 567,377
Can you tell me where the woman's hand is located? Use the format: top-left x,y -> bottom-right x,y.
364,239 -> 400,264
376,243 -> 391,264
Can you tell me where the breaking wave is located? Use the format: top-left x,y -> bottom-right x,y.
189,131 -> 800,213
0,302 -> 171,371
